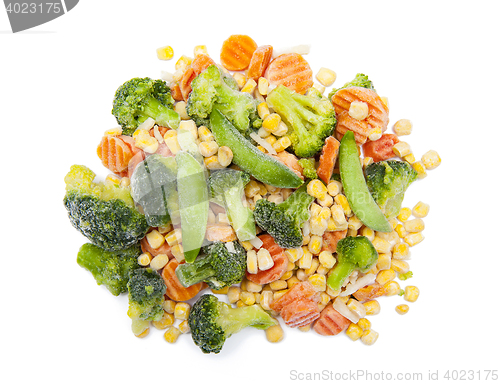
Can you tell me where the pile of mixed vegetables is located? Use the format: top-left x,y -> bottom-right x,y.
64,34 -> 441,354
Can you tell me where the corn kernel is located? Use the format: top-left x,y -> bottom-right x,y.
404,285 -> 420,302
404,218 -> 425,233
397,207 -> 412,222
318,251 -> 336,269
361,329 -> 379,345
394,223 -> 408,238
371,236 -> 392,253
226,286 -> 241,304
240,291 -> 256,306
393,119 -> 412,136
376,269 -> 396,285
178,320 -> 190,334
269,280 -> 287,291
422,150 -> 441,170
150,254 -> 170,271
175,55 -> 192,71
137,252 -> 153,266
412,201 -> 430,218
334,194 -> 351,216
241,78 -> 257,94
132,321 -> 150,338
363,156 -> 374,169
152,312 -> 174,330
156,45 -> 174,61
232,72 -> 246,89
393,141 -> 411,158
174,302 -> 191,320
307,179 -> 328,200
404,232 -> 424,247
265,323 -> 284,343
264,135 -> 277,146
308,235 -> 323,255
412,161 -> 427,179
310,217 -> 328,237
349,101 -> 369,120
272,136 -> 292,153
262,113 -> 282,133
368,127 -> 382,141
307,273 -> 326,291
391,259 -> 410,274
392,242 -> 410,260
383,280 -> 401,296
348,216 -> 363,231
246,281 -> 263,293
346,323 -> 363,341
395,304 -> 410,315
244,180 -> 260,198
173,101 -> 189,119
164,135 -> 181,155
281,270 -> 294,280
330,204 -> 348,230
246,249 -> 258,274
204,155 -> 224,170
364,300 -> 381,316
257,77 -> 269,95
146,230 -> 165,249
163,326 -> 181,343
298,248 -> 313,269
257,248 -> 274,271
165,228 -> 182,246
217,146 -> 233,167
197,126 -> 214,143
403,152 -> 416,164
260,290 -> 274,311
284,248 -> 303,264
163,300 -> 176,314
211,286 -> 229,295
326,180 -> 342,197
170,244 -> 184,262
315,67 -> 337,87
376,253 -> 392,271
357,318 -> 371,331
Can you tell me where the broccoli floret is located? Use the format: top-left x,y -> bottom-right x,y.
298,158 -> 318,180
253,184 -> 314,249
398,271 -> 413,281
63,165 -> 149,251
208,169 -> 255,241
328,73 -> 375,99
130,154 -> 178,227
266,85 -> 336,158
112,77 -> 180,136
175,241 -> 246,290
127,268 -> 166,323
365,160 -> 418,219
186,65 -> 259,132
327,236 -> 378,291
188,294 -> 277,354
77,243 -> 141,296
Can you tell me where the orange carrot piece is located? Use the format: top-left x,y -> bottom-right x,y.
317,136 -> 341,184
179,54 -> 216,100
272,151 -> 304,180
97,135 -> 134,174
313,304 -> 351,336
265,53 -> 313,95
246,234 -> 288,285
205,224 -> 237,242
321,230 -> 348,253
352,283 -> 386,303
170,82 -> 183,101
280,297 -> 320,328
246,45 -> 273,81
140,236 -> 173,258
161,258 -> 205,301
270,281 -> 320,312
220,35 -> 257,71
362,133 -> 400,162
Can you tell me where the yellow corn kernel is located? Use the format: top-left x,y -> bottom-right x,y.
132,321 -> 150,338
257,102 -> 270,120
257,248 -> 274,271
348,101 -> 369,120
174,302 -> 191,321
308,235 -> 323,255
269,280 -> 288,291
259,290 -> 274,311
392,141 -> 411,158
257,77 -> 269,95
395,304 -> 410,315
346,323 -> 363,341
298,248 -> 313,269
315,67 -> 337,87
174,101 -> 189,120
307,179 -> 328,200
273,122 -> 289,137
403,153 -> 416,164
146,230 -> 165,249
156,45 -> 174,61
371,236 -> 392,254
360,226 -> 375,241
394,223 -> 408,238
318,251 -> 336,269
392,242 -> 410,260
334,194 -> 351,216
244,180 -> 260,198
304,258 -> 320,276
285,247 -> 303,263
246,281 -> 263,293
281,270 -> 294,280
178,320 -> 190,334
393,119 -> 412,136
363,300 -> 381,316
310,217 -> 328,237
193,44 -> 208,56
376,253 -> 392,271
264,135 -> 277,146
265,323 -> 284,343
317,193 -> 334,208
404,285 -> 420,302
309,202 -> 322,218
391,259 -> 410,274
232,72 -> 246,89
286,276 -> 300,289
404,232 -> 424,247
197,125 -> 214,142
235,300 -> 246,308
165,228 -> 182,246
347,298 -> 367,318
303,235 -> 311,246
163,129 -> 178,139
272,136 -> 292,153
152,312 -> 174,330
383,280 -> 401,296
218,146 -> 233,167
137,252 -> 153,267
317,207 -> 331,221
262,113 -> 282,133
329,204 -> 348,231
376,268 -> 396,285
361,329 -> 379,345
246,249 -> 258,274
347,228 -> 358,237
150,254 -> 170,271
240,291 -> 256,306
175,55 -> 192,70
179,120 -> 198,139
164,135 -> 181,155
226,286 -> 241,304
397,207 -> 412,222
412,161 -> 427,179
163,326 -> 181,343
163,299 -> 176,314
404,218 -> 425,233
326,180 -> 342,197
211,287 -> 229,296
363,156 -> 374,169
241,78 -> 257,94
422,150 -> 441,170
267,193 -> 284,204
368,127 -> 382,141
204,155 -> 224,170
348,216 -> 363,231
198,141 -> 218,157
412,201 -> 430,218
170,244 -> 184,262
357,318 -> 371,331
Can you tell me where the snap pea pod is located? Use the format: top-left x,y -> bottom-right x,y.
209,108 -> 303,188
176,151 -> 209,263
339,130 -> 392,233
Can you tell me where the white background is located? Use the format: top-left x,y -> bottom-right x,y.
1,1 -> 499,383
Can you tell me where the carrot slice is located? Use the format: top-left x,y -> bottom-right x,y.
313,304 -> 351,336
179,54 -> 216,100
220,35 -> 257,71
280,297 -> 320,328
321,230 -> 347,253
271,151 -> 304,180
161,258 -> 204,301
317,136 -> 341,184
140,236 -> 173,258
265,53 -> 313,94
246,45 -> 273,81
246,234 -> 288,285
362,133 -> 400,162
270,281 -> 319,312
170,82 -> 183,101
352,283 -> 386,302
97,135 -> 134,174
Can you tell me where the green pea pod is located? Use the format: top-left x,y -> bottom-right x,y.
339,131 -> 392,232
209,108 -> 303,188
176,151 -> 209,263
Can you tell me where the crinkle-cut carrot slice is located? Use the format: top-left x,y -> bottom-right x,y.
280,297 -> 320,328
265,53 -> 313,95
362,133 -> 400,162
141,236 -> 173,258
321,230 -> 348,253
246,45 -> 273,81
313,304 -> 351,336
170,82 -> 183,101
246,234 -> 288,285
335,111 -> 372,145
331,86 -> 389,143
271,150 -> 304,180
161,258 -> 205,301
270,280 -> 320,312
220,34 -> 258,71
97,135 -> 134,174
352,283 -> 386,303
317,136 -> 340,184
205,224 -> 237,242
179,54 -> 216,100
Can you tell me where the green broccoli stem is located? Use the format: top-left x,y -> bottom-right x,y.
139,96 -> 180,129
269,88 -> 310,142
175,257 -> 216,287
218,303 -> 277,337
326,260 -> 357,292
222,189 -> 255,241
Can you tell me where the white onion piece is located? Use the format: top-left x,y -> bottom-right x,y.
249,236 -> 263,249
224,241 -> 236,253
333,297 -> 360,323
249,132 -> 277,155
340,273 -> 376,297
